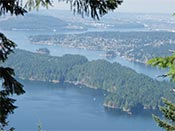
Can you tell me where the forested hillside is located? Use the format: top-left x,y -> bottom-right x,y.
0,14 -> 86,31
5,49 -> 174,113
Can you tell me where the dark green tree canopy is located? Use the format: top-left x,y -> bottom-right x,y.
148,51 -> 175,131
0,0 -> 123,19
152,98 -> 175,131
69,0 -> 123,19
148,52 -> 175,81
0,0 -> 26,15
0,33 -> 25,130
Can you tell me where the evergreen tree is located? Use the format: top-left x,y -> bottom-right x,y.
152,98 -> 175,131
0,0 -> 122,130
148,53 -> 175,131
148,52 -> 175,82
0,33 -> 25,130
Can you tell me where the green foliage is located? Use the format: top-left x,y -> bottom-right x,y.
148,53 -> 175,81
68,0 -> 123,19
0,0 -> 123,19
0,91 -> 16,128
24,0 -> 52,10
5,49 -> 175,113
0,33 -> 16,62
0,0 -> 52,15
37,122 -> 45,131
71,60 -> 174,111
0,0 -> 27,129
0,0 -> 27,16
5,49 -> 88,82
0,34 -> 25,130
148,55 -> 175,131
153,98 -> 175,131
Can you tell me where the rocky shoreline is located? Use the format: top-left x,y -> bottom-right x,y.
19,76 -> 158,115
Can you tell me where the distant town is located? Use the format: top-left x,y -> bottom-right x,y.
30,31 -> 175,63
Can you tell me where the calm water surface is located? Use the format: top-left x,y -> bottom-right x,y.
3,30 -> 166,79
1,29 -> 164,131
9,80 -> 162,131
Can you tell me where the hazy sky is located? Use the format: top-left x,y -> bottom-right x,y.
51,0 -> 175,14
119,0 -> 175,13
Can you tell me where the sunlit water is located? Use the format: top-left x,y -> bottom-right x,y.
1,29 -> 164,131
9,80 -> 162,131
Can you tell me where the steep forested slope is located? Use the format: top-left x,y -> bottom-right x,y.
5,49 -> 174,113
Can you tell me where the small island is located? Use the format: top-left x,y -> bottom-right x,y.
30,31 -> 175,64
105,51 -> 117,59
36,48 -> 50,55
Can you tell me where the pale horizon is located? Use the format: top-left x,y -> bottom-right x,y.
50,0 -> 175,14
22,0 -> 175,14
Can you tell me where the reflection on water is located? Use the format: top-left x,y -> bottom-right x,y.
8,80 -> 162,131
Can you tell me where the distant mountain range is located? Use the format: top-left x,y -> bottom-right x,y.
0,14 -> 86,32
0,12 -> 148,32
1,11 -> 175,32
34,10 -> 175,31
